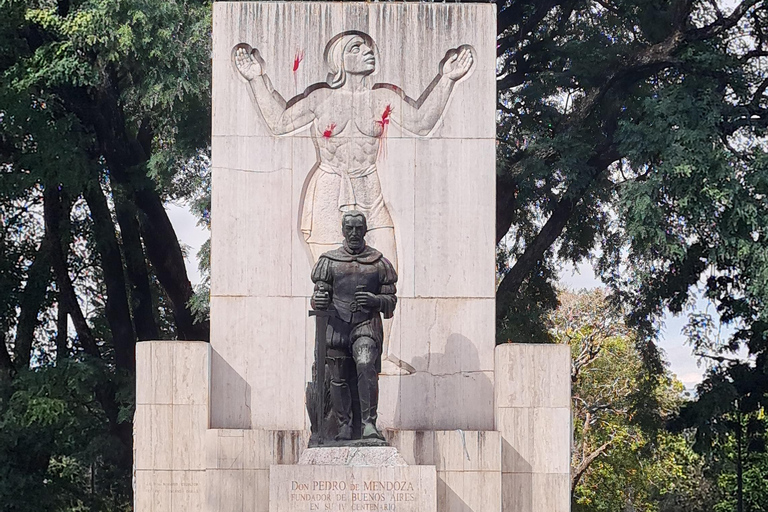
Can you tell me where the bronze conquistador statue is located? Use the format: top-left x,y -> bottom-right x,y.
310,211 -> 397,443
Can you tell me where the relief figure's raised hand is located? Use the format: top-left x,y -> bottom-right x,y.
440,46 -> 474,81
233,43 -> 264,81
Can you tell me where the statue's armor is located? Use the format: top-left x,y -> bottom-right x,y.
330,260 -> 382,323
310,240 -> 398,442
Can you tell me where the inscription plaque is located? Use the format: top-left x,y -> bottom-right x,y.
269,465 -> 436,512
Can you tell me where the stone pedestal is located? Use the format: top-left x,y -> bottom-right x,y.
496,344 -> 572,512
270,449 -> 436,512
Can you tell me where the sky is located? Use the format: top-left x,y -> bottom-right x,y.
167,202 -> 708,391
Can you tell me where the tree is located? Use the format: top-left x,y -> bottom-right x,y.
493,3 -> 768,493
552,289 -> 716,512
493,0 -> 768,375
1,0 -> 212,507
671,366 -> 768,512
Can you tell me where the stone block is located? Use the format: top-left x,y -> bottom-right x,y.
209,297 -> 309,430
438,470 -> 502,512
210,166 -> 294,298
269,464 -> 437,512
149,342 -> 174,405
413,138 -> 496,299
243,469 -> 271,512
395,298 -> 495,375
135,470 -> 172,512
433,430 -> 501,473
432,371 -> 495,431
171,343 -> 210,406
209,348 -> 251,429
496,407 -> 533,474
497,407 -> 571,475
502,473 -> 569,512
386,430 -> 436,466
135,340 -> 210,406
206,469 -> 244,512
171,404 -> 208,470
380,371 -> 494,431
495,343 -> 571,409
135,341 -> 153,405
134,470 -> 205,512
135,404 -> 173,471
206,429 -> 308,470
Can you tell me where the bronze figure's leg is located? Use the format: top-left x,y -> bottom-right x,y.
352,336 -> 383,441
327,355 -> 353,440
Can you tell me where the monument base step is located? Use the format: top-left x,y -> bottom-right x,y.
299,446 -> 408,466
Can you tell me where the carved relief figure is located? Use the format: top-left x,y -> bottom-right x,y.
232,31 -> 475,270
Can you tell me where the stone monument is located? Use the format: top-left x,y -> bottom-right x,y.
133,3 -> 572,511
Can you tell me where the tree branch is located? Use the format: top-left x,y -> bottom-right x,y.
83,181 -> 136,370
44,187 -> 101,359
690,0 -> 762,40
572,440 -> 612,491
13,237 -> 52,369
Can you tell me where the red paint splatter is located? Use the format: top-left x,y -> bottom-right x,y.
292,50 -> 304,72
376,104 -> 393,128
322,123 -> 337,138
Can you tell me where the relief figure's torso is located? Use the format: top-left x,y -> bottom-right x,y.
310,88 -> 394,170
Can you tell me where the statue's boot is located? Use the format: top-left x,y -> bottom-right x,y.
357,361 -> 384,441
330,380 -> 353,441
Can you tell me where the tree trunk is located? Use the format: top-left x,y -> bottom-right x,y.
737,412 -> 744,512
112,187 -> 160,341
134,187 -> 210,341
0,335 -> 14,384
59,81 -> 208,343
56,297 -> 68,362
13,238 -> 52,368
44,187 -> 102,360
83,182 -> 136,370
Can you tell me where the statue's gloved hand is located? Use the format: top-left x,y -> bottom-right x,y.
312,290 -> 330,310
354,291 -> 381,311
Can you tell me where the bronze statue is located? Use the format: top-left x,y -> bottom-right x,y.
307,211 -> 397,445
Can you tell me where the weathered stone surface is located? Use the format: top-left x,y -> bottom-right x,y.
135,470 -> 205,512
134,340 -> 209,511
298,447 -> 407,467
205,429 -> 309,470
269,464 -> 436,512
495,343 -> 572,512
210,0 -> 497,432
387,430 -> 501,512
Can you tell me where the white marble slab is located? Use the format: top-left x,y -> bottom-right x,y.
269,464 -> 436,512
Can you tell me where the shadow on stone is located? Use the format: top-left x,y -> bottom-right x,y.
393,333 -> 493,430
209,349 -> 252,429
502,437 -> 534,512
438,473 -> 473,512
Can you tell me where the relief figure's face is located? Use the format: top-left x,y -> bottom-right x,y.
343,216 -> 367,251
343,36 -> 375,75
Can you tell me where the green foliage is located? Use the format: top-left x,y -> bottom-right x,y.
0,360 -> 132,511
553,289 -> 715,512
1,0 -> 212,507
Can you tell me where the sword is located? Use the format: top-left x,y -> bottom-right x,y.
308,308 -> 336,444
